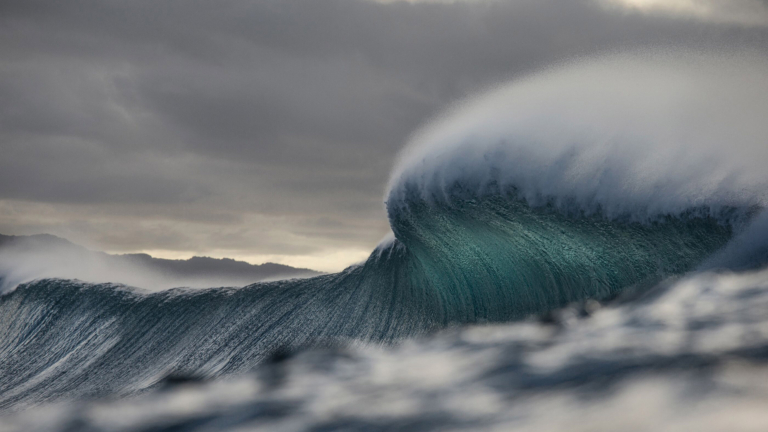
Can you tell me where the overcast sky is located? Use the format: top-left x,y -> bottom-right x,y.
1,0 -> 767,271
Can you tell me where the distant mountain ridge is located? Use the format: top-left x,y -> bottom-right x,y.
118,252 -> 322,281
0,233 -> 323,290
0,233 -> 81,250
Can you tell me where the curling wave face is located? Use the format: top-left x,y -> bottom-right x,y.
2,51 -> 768,409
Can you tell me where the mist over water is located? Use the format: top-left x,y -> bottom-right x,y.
0,245 -> 171,293
0,235 -> 321,293
3,50 -> 768,430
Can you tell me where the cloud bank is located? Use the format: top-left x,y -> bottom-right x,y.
1,0 -> 766,271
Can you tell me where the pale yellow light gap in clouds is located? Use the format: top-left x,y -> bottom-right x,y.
600,0 -> 768,26
374,0 -> 768,27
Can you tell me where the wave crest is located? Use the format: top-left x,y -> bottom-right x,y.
387,51 -> 768,222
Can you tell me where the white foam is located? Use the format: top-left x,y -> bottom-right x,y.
387,50 -> 768,221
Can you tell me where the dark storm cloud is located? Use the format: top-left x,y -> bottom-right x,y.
1,0 -> 767,268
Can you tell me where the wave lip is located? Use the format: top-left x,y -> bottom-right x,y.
388,52 -> 768,221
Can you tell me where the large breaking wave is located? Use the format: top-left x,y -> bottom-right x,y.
2,51 -> 768,409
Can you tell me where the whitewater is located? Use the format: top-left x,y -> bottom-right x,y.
2,51 -> 768,430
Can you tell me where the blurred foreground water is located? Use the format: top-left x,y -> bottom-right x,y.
2,267 -> 767,432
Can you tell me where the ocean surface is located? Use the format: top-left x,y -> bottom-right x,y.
2,52 -> 768,431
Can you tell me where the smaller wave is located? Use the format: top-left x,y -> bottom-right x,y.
701,210 -> 768,271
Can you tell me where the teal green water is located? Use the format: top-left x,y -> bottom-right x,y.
388,188 -> 735,323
